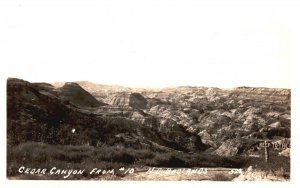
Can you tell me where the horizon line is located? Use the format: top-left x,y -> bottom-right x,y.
7,77 -> 291,90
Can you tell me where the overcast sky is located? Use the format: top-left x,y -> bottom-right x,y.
0,0 -> 297,88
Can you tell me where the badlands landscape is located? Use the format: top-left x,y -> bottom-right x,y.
7,78 -> 290,180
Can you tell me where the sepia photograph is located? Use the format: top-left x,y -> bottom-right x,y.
0,0 -> 299,187
7,78 -> 290,181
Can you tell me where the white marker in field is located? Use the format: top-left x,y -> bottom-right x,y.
72,128 -> 76,133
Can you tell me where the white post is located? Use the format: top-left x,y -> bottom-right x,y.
264,141 -> 269,162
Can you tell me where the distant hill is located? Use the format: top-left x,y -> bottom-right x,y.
107,92 -> 148,109
58,82 -> 106,107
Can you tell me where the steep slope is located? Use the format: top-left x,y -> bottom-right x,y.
129,93 -> 148,109
107,92 -> 148,109
7,78 -> 207,152
58,82 -> 106,108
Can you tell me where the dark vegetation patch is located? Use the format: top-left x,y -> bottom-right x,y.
7,142 -> 246,179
